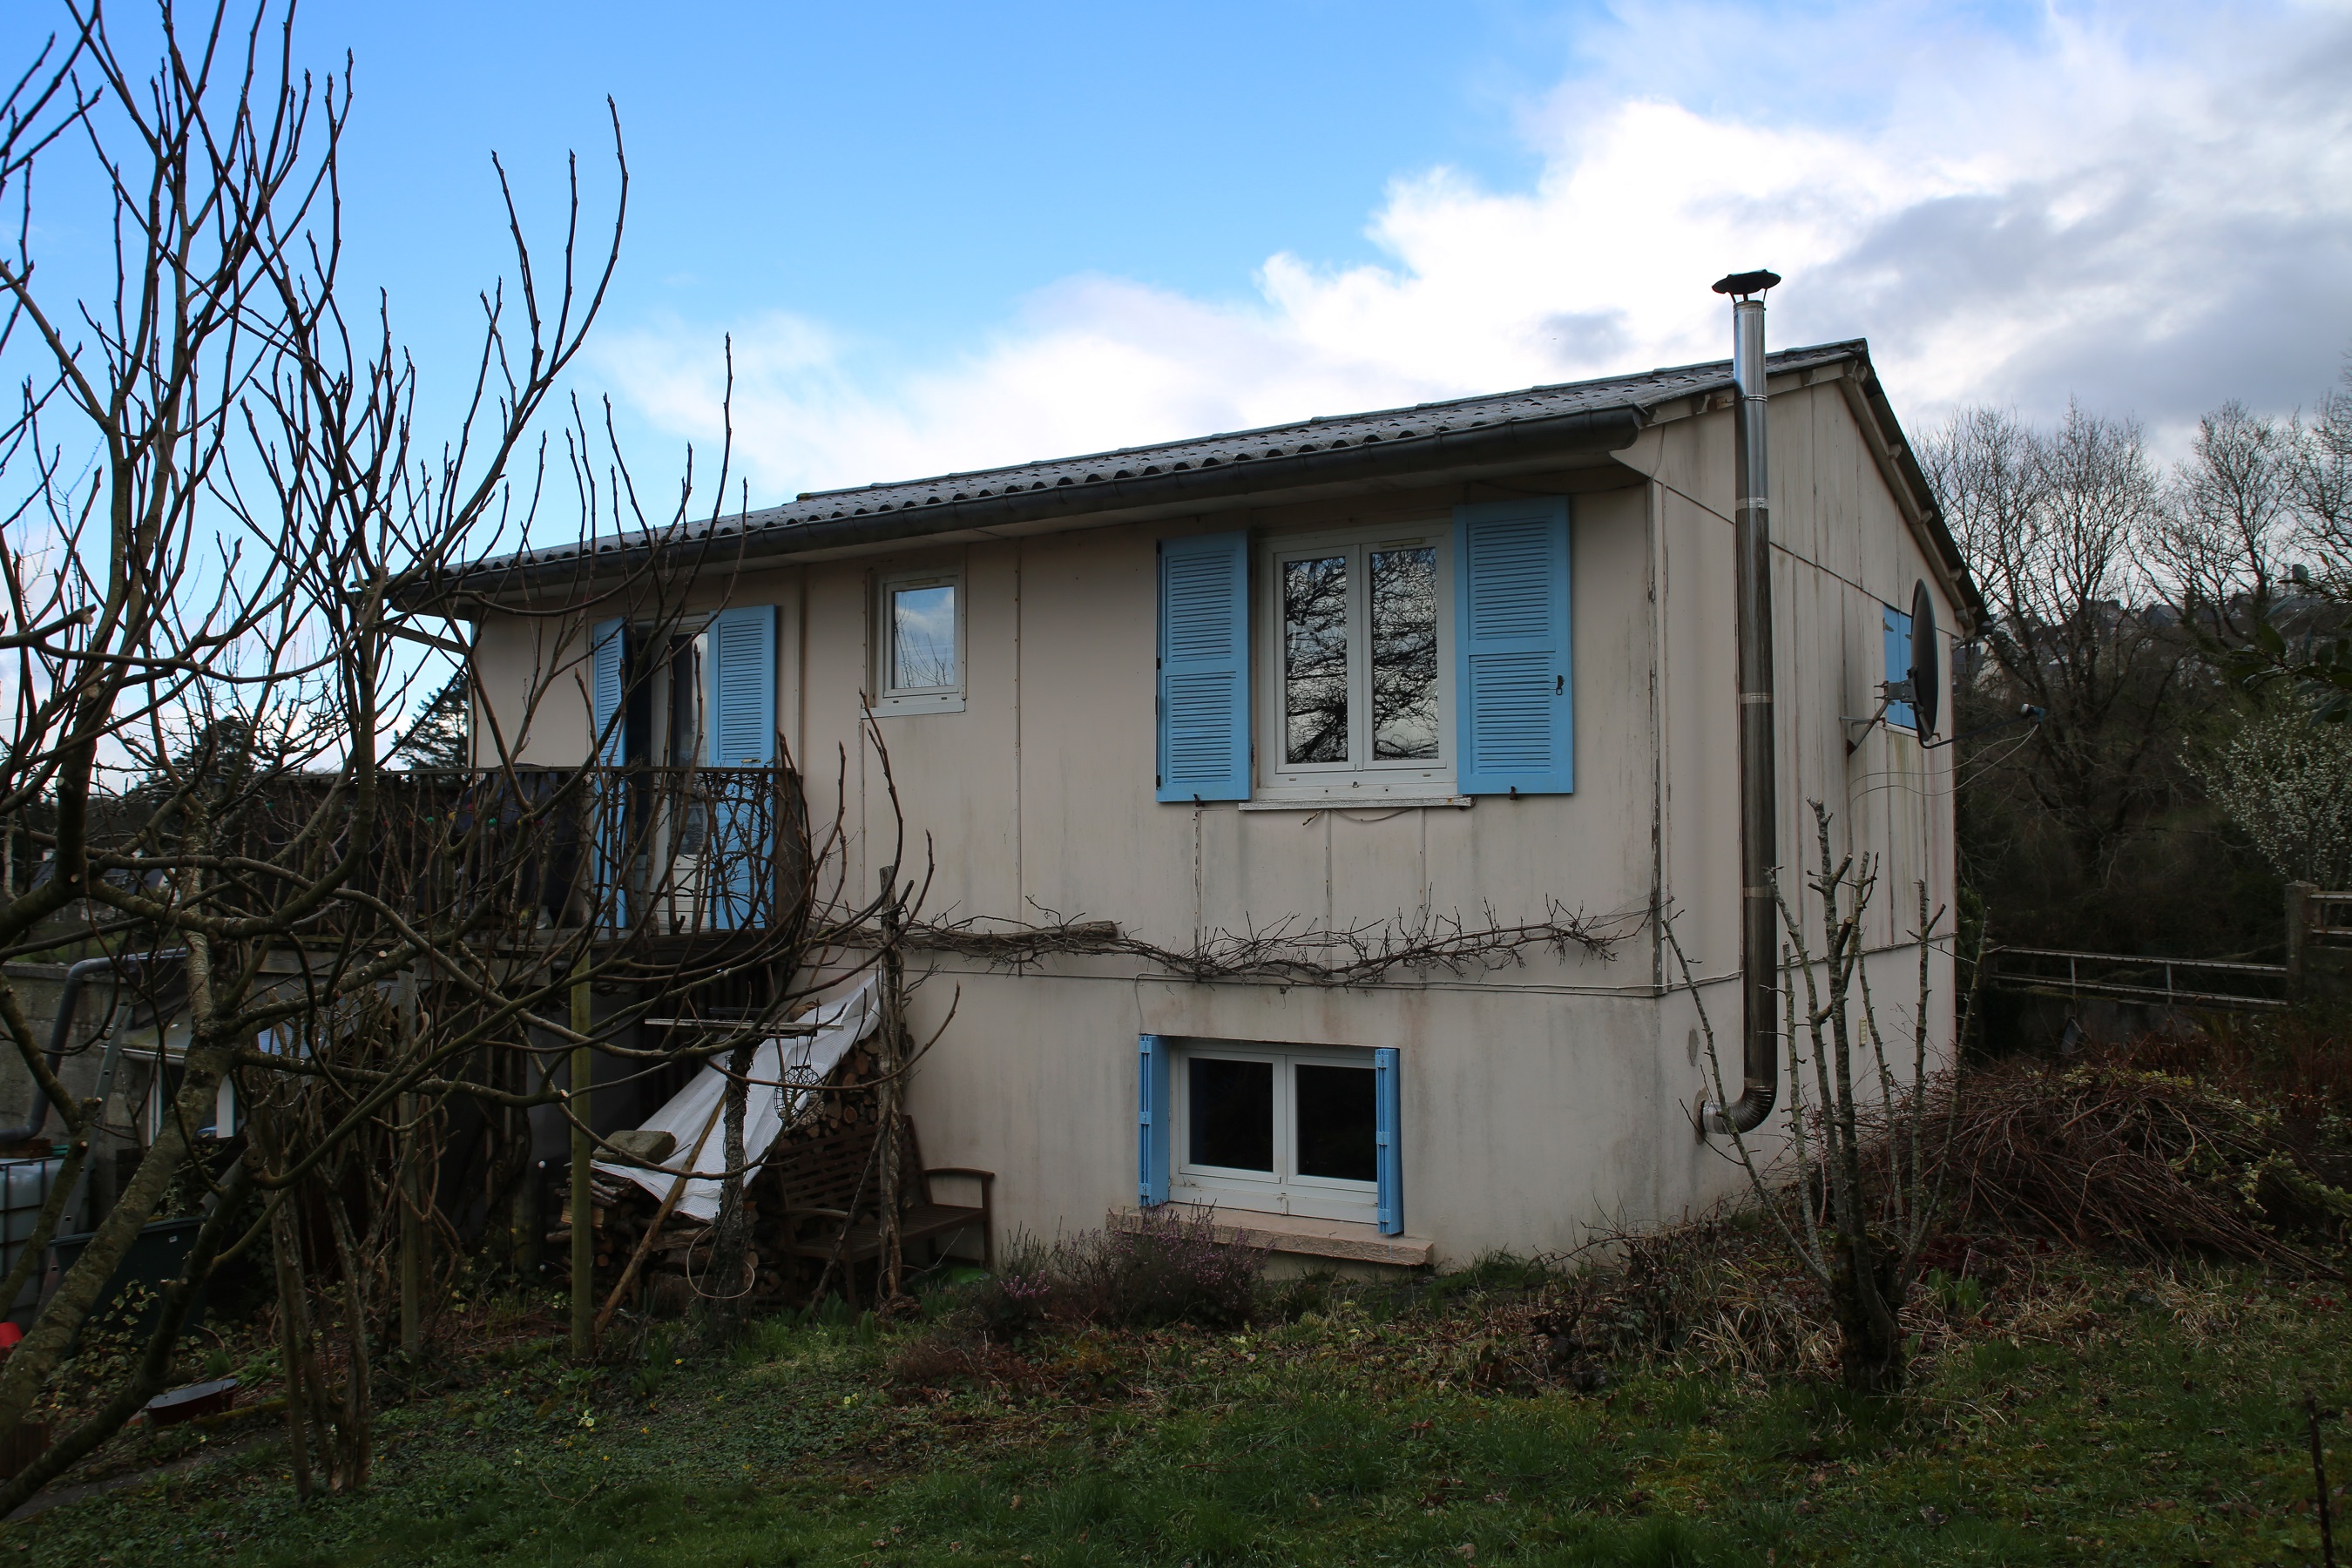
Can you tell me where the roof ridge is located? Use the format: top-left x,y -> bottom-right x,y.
787,339 -> 1866,504
401,338 -> 1872,597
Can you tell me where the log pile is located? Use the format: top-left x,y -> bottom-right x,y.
544,1037 -> 889,1315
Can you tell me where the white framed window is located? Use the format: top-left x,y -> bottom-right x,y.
1171,1042 -> 1379,1223
139,1049 -> 234,1143
874,568 -> 964,714
1257,525 -> 1451,800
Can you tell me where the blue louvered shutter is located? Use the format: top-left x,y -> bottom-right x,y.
1453,498 -> 1572,795
704,605 -> 778,929
1373,1047 -> 1402,1235
591,618 -> 626,765
589,618 -> 628,927
707,605 -> 779,767
1157,531 -> 1251,802
1139,1034 -> 1172,1206
1882,605 -> 1916,730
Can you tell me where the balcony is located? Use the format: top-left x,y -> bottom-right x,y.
280,767 -> 803,945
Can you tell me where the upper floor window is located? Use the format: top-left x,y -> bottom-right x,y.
1155,499 -> 1570,805
875,568 -> 963,714
1259,526 -> 1450,799
1882,604 -> 1916,731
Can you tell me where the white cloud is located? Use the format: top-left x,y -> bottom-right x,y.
595,1 -> 2352,497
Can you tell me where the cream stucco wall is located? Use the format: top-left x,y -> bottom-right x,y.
464,366 -> 1960,1266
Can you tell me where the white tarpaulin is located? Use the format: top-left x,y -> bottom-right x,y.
595,977 -> 880,1223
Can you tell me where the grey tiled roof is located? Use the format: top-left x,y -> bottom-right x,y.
749,340 -> 1862,527
426,340 -> 1869,589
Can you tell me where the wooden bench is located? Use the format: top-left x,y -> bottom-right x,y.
769,1120 -> 993,1297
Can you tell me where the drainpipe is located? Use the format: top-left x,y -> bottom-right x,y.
1704,269 -> 1782,1135
0,956 -> 127,1145
0,950 -> 185,1146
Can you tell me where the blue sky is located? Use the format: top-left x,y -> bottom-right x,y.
6,0 -> 2349,505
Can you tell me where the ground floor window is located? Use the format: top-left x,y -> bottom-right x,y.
1163,1042 -> 1382,1224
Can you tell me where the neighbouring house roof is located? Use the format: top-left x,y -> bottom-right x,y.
402,338 -> 1981,625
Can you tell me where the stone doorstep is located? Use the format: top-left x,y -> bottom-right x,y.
1111,1206 -> 1432,1268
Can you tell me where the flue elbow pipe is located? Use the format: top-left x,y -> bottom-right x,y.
0,955 -> 128,1146
1704,269 -> 1782,1135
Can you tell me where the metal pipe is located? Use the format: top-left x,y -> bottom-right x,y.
1705,270 -> 1782,1136
0,956 -> 129,1145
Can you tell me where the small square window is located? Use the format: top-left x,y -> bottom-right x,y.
875,569 -> 964,713
1172,1043 -> 1378,1222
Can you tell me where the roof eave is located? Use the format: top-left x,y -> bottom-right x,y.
1830,357 -> 1986,632
395,402 -> 1650,613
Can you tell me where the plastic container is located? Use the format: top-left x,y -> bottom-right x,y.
0,1156 -> 65,1318
49,1216 -> 211,1344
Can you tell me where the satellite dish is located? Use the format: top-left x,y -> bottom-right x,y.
1909,579 -> 1941,738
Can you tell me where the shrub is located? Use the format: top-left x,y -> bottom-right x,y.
1931,1058 -> 2352,1267
970,1208 -> 1267,1333
2196,706 -> 2352,890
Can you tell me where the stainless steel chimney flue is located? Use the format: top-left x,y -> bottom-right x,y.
1704,268 -> 1781,1136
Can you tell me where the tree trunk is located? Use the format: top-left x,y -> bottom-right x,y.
273,1199 -> 319,1500
1833,1236 -> 1909,1396
0,1155 -> 256,1515
324,1195 -> 374,1490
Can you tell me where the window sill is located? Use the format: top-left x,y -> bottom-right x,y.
1113,1205 -> 1431,1267
1239,795 -> 1470,812
870,692 -> 965,716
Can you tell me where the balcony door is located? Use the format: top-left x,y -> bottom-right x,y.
593,606 -> 776,931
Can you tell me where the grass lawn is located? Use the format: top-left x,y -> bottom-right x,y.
9,1258 -> 2346,1567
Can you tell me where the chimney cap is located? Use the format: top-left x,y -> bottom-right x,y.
1711,269 -> 1782,299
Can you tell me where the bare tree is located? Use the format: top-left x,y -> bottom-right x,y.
0,0 -> 640,1503
1924,404 -> 2185,894
2295,365 -> 2352,584
1671,803 -> 1960,1396
0,0 -> 954,1514
2153,399 -> 2300,639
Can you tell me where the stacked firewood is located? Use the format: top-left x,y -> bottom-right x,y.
544,1037 -> 887,1315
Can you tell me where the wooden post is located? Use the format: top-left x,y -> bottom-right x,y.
2287,882 -> 2315,984
878,871 -> 905,1301
570,954 -> 594,1359
398,1090 -> 422,1355
396,974 -> 422,1356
